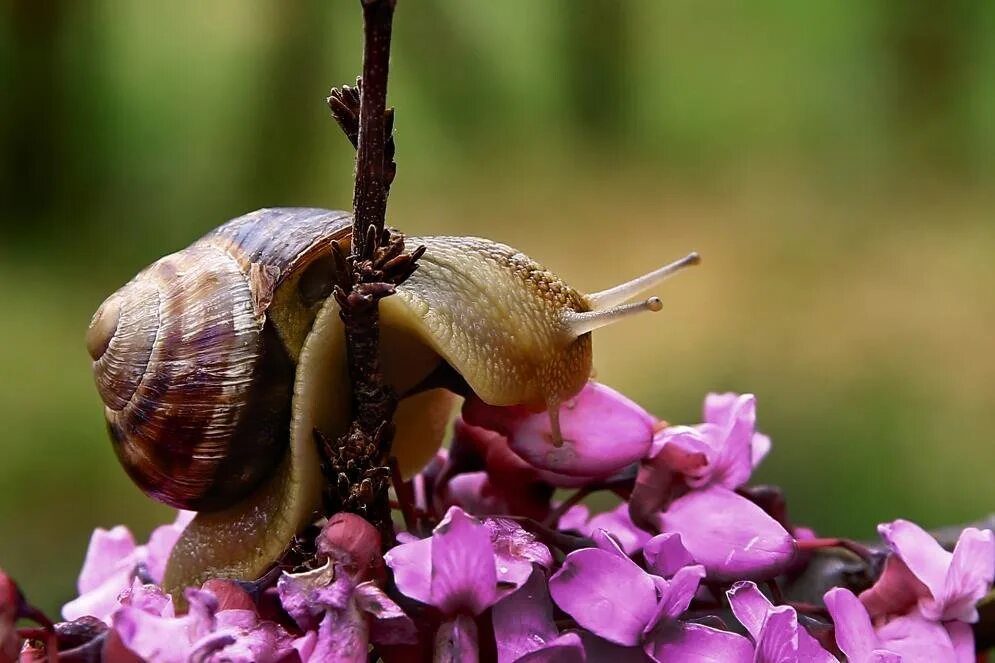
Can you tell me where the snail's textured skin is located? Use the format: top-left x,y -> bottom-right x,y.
88,207 -> 596,594
392,236 -> 592,411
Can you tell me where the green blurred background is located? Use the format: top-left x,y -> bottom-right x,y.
2,1 -> 994,615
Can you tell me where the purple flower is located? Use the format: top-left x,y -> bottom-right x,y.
657,487 -> 795,582
385,507 -> 551,661
62,510 -> 194,623
726,581 -> 837,662
825,587 -> 972,663
549,530 -> 751,661
558,503 -> 653,555
278,559 -> 415,662
492,568 -> 585,663
859,519 -> 994,623
655,392 -> 770,491
462,381 -> 655,478
643,533 -> 695,579
111,582 -> 297,663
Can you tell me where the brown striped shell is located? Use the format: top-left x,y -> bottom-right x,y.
87,208 -> 352,511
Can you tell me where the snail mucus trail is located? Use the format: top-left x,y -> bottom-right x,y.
85,207 -> 700,595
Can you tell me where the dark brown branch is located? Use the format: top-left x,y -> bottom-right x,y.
315,0 -> 419,546
351,0 -> 395,258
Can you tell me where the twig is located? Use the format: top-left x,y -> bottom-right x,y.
316,0 -> 422,546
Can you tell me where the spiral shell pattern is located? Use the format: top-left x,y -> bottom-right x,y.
87,208 -> 350,511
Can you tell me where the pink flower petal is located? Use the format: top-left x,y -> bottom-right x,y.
549,547 -> 657,646
294,604 -> 369,663
383,536 -> 432,606
434,614 -> 479,663
588,503 -> 652,555
825,588 -> 900,663
644,533 -> 695,578
463,382 -> 654,477
485,517 -> 553,596
644,622 -> 754,663
878,520 -> 949,599
492,568 -> 558,663
858,555 -> 928,619
144,511 -> 195,583
514,632 -> 585,663
430,507 -> 498,616
658,487 -> 795,582
354,582 -> 418,646
935,526 -> 995,622
276,561 -> 351,631
945,621 -> 976,663
727,581 -> 771,642
876,612 -> 960,662
77,526 -> 137,594
878,520 -> 995,623
646,564 -> 705,627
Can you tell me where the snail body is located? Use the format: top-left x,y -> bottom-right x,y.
87,207 -> 698,592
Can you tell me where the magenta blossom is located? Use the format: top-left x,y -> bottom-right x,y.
549,530 -> 752,661
492,568 -> 585,663
859,519 -> 994,623
278,560 -> 416,662
62,510 -> 195,623
825,587 -> 973,663
558,502 -> 653,556
653,392 -> 769,491
110,581 -> 297,663
462,381 -> 655,478
385,506 -> 551,660
727,581 -> 836,662
658,487 -> 795,582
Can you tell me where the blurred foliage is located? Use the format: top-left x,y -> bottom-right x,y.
1,0 -> 993,615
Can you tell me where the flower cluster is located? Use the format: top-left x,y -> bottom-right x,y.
4,383 -> 994,661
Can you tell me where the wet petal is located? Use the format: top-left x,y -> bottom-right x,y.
933,526 -> 995,622
588,504 -> 653,555
645,564 -> 705,628
354,581 -> 418,646
77,526 -> 137,594
463,382 -> 654,477
277,560 -> 352,631
644,533 -> 694,579
434,614 -> 479,663
430,507 -> 498,615
825,587 -> 897,663
144,511 -> 195,583
878,520 -> 949,600
879,520 -> 995,623
384,535 -> 433,606
658,487 -> 795,582
294,603 -> 369,663
858,554 -> 928,619
492,568 -> 558,663
549,546 -> 657,646
515,632 -> 585,663
727,581 -> 771,641
486,517 -> 553,596
945,621 -> 975,663
644,622 -> 754,663
875,612 -> 959,662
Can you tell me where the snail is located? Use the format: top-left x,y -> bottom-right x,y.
86,206 -> 699,594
